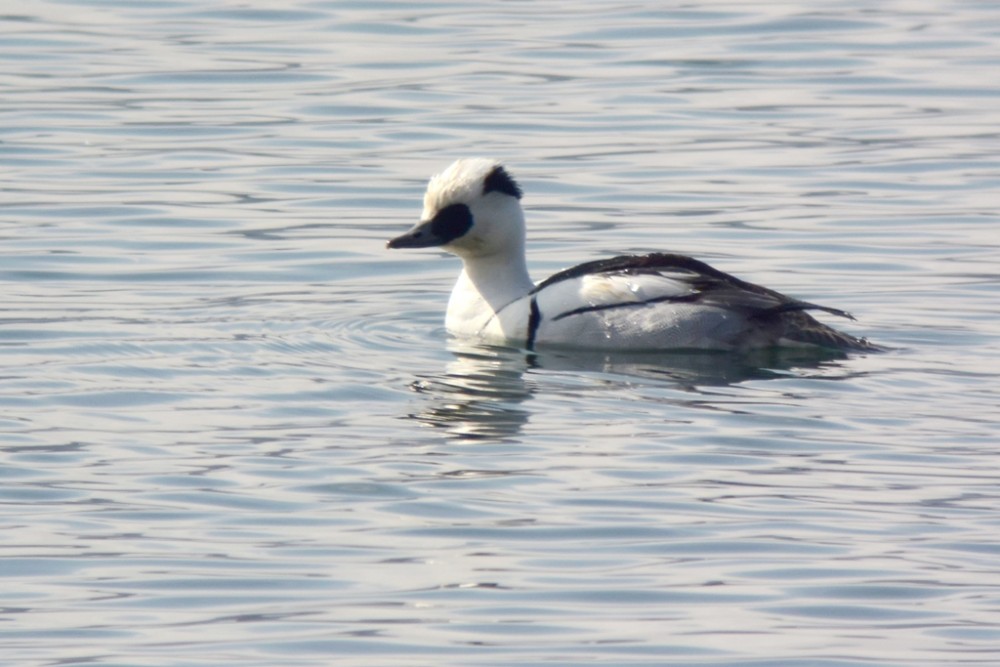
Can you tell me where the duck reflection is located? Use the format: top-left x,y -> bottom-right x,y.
407,342 -> 533,441
405,340 -> 852,441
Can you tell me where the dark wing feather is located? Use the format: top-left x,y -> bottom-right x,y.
533,253 -> 852,318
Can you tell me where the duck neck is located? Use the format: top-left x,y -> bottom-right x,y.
457,251 -> 534,313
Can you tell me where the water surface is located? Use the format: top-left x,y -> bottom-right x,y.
2,1 -> 1000,665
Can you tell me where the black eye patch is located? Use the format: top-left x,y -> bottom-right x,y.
430,203 -> 473,243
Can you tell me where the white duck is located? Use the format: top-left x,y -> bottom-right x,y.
387,158 -> 876,352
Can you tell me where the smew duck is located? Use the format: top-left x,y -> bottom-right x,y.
387,158 -> 876,352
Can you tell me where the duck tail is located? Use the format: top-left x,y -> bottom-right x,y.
777,310 -> 883,352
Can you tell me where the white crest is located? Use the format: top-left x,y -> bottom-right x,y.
422,157 -> 505,219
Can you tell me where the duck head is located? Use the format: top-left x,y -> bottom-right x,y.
387,158 -> 526,260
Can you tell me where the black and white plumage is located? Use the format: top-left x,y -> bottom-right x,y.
387,158 -> 876,352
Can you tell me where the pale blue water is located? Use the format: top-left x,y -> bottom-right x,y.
2,1 -> 1000,666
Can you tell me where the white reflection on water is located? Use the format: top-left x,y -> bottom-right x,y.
407,340 -> 868,442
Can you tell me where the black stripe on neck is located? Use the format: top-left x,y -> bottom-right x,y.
525,297 -> 542,351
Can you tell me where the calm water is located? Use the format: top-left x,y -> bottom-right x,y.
2,1 -> 1000,665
